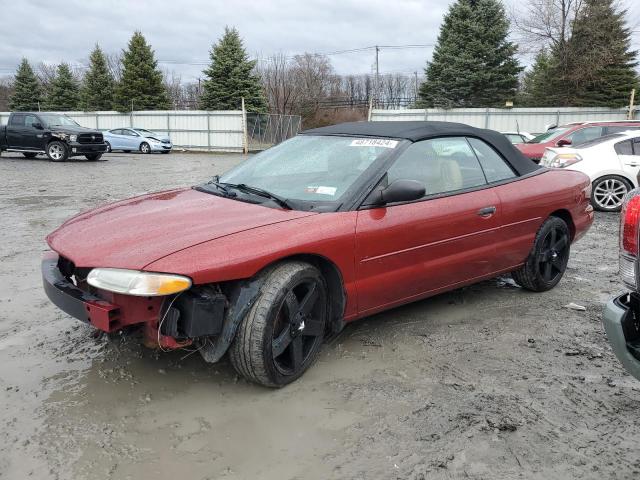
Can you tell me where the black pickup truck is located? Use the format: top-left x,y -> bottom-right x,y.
0,112 -> 108,161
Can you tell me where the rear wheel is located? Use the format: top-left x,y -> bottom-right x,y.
46,141 -> 69,162
591,175 -> 631,212
105,141 -> 112,153
22,152 -> 38,159
229,262 -> 328,387
511,216 -> 570,292
140,142 -> 151,154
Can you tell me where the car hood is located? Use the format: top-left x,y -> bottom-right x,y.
47,188 -> 315,270
49,125 -> 100,135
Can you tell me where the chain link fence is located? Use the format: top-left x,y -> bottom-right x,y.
246,113 -> 301,151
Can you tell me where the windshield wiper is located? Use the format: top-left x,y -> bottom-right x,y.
223,183 -> 292,210
204,175 -> 236,197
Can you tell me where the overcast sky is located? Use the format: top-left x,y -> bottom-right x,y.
0,0 -> 638,82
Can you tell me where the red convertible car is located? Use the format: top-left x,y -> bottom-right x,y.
43,122 -> 594,387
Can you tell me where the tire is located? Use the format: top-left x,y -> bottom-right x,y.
140,142 -> 151,154
591,175 -> 632,212
511,216 -> 570,292
85,153 -> 103,161
46,141 -> 69,162
105,142 -> 112,153
22,152 -> 38,159
229,262 -> 328,387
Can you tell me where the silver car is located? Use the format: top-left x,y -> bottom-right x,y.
103,128 -> 172,154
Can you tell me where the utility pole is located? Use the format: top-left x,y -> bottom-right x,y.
374,45 -> 379,108
629,88 -> 636,120
414,71 -> 418,104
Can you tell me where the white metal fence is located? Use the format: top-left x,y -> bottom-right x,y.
370,107 -> 638,133
0,110 -> 302,152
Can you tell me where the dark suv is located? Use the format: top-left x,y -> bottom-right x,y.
0,112 -> 108,161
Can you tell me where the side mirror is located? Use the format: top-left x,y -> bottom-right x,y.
556,138 -> 572,147
369,179 -> 426,205
32,122 -> 43,130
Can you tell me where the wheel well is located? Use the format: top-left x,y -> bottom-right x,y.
266,254 -> 346,334
550,209 -> 575,241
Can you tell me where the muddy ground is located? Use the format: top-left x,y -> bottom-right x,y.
0,150 -> 639,480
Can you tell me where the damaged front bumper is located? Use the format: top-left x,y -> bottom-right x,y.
603,293 -> 640,381
42,252 -> 121,331
42,252 -> 228,351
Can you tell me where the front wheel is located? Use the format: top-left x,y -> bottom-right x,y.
229,262 -> 328,387
140,142 -> 151,154
511,216 -> 570,292
46,141 -> 69,162
591,175 -> 632,212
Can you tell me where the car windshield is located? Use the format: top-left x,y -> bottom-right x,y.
206,135 -> 401,209
527,127 -> 569,144
39,114 -> 79,127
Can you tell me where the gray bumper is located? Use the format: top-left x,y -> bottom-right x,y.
603,296 -> 640,380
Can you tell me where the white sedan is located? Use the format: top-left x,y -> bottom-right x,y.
541,130 -> 640,211
501,131 -> 535,144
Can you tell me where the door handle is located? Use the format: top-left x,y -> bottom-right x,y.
477,206 -> 496,217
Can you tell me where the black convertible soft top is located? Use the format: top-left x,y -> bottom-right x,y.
302,121 -> 541,176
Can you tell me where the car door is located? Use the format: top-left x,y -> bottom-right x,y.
7,113 -> 27,148
123,129 -> 141,149
616,138 -> 640,181
23,114 -> 45,149
355,136 -> 501,315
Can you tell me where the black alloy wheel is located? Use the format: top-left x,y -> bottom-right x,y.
229,262 -> 328,387
512,216 -> 570,292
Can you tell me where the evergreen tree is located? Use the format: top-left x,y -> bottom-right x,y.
200,27 -> 267,112
44,63 -> 80,111
9,59 -> 42,111
113,32 -> 170,111
418,0 -> 522,108
519,49 -> 558,106
81,44 -> 115,111
565,0 -> 638,107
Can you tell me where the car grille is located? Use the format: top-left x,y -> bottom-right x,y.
77,133 -> 104,144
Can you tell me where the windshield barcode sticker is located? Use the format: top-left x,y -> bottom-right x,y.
350,138 -> 398,149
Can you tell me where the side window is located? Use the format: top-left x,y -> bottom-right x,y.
24,115 -> 38,127
9,114 -> 25,126
634,139 -> 640,156
567,126 -> 604,146
467,137 -> 516,183
387,137 -> 487,197
615,140 -> 633,155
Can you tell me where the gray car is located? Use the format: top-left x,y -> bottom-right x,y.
603,188 -> 640,380
103,127 -> 172,154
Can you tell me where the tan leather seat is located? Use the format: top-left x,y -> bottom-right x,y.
436,158 -> 463,192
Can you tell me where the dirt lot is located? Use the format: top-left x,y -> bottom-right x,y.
1,150 -> 639,480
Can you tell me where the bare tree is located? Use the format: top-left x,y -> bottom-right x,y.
0,76 -> 13,111
105,52 -> 123,82
511,0 -> 585,53
256,52 -> 300,115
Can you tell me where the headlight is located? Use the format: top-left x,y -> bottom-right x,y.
69,135 -> 77,142
548,153 -> 582,168
87,268 -> 192,296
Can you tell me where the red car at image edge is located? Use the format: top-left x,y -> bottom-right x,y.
517,120 -> 640,162
42,121 -> 594,387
